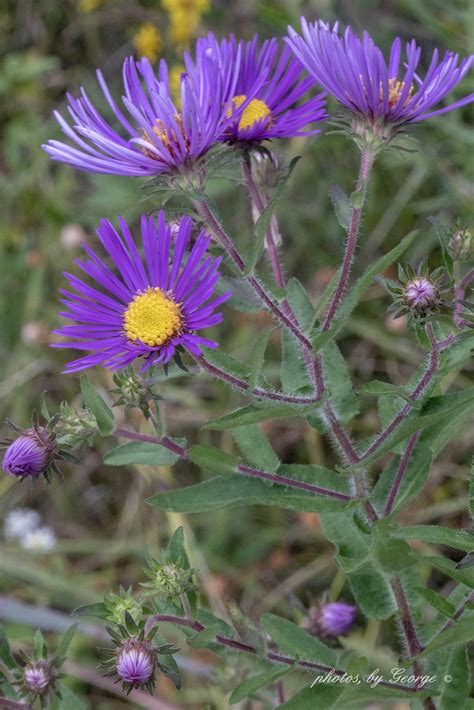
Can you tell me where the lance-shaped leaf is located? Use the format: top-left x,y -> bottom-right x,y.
104,441 -> 182,466
391,526 -> 474,553
232,425 -> 280,473
261,613 -> 338,667
203,403 -> 306,430
80,375 -> 115,435
147,474 -> 355,514
230,664 -> 293,704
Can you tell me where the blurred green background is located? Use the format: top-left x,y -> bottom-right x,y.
0,0 -> 473,707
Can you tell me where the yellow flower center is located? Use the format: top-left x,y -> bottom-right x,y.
140,115 -> 189,160
124,288 -> 183,347
227,95 -> 272,131
385,79 -> 414,109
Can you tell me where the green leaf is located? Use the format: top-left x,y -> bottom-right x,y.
216,275 -> 262,313
439,645 -> 471,710
232,425 -> 280,472
230,665 -> 293,704
147,474 -> 354,514
470,459 -> 474,523
249,326 -> 275,392
370,442 -> 432,514
200,347 -> 251,380
414,587 -> 455,619
166,527 -> 187,565
203,403 -> 303,430
56,684 -> 88,710
104,441 -> 181,466
347,563 -> 397,619
279,686 -> 344,709
426,556 -> 474,588
261,613 -> 338,666
359,380 -> 418,406
329,184 -> 351,229
34,629 -> 46,658
320,341 -> 358,423
0,626 -> 16,669
188,444 -> 238,475
391,526 -> 474,553
157,652 -> 182,689
187,626 -> 221,648
361,387 -> 474,466
418,617 -> 474,658
72,603 -> 107,619
80,375 -> 115,435
55,624 -> 77,660
281,329 -> 313,394
286,277 -> 316,333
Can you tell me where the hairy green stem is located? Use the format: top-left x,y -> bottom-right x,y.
115,429 -> 353,502
321,147 -> 375,332
145,613 -> 423,695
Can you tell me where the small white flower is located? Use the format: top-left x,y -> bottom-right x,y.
21,526 -> 56,552
4,508 -> 41,541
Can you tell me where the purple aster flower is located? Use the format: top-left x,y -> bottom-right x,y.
53,212 -> 231,372
42,52 -> 240,177
23,661 -> 53,695
404,277 -> 439,314
186,33 -> 327,144
286,20 -> 473,133
116,640 -> 154,687
303,602 -> 357,637
2,428 -> 57,479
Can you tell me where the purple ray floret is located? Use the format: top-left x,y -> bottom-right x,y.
53,212 -> 231,372
42,54 -> 239,177
186,33 -> 327,142
286,19 -> 473,126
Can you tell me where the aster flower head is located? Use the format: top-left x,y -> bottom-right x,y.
23,660 -> 53,695
304,602 -> 357,638
116,639 -> 155,688
43,52 -> 241,178
286,20 -> 473,146
2,424 -> 57,480
54,212 -> 231,373
381,262 -> 452,322
187,33 -> 327,145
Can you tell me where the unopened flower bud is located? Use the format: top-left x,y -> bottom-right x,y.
23,660 -> 53,695
404,277 -> 439,315
55,402 -> 98,448
143,558 -> 197,600
448,227 -> 473,261
2,429 -> 56,479
304,602 -> 357,637
116,639 -> 154,687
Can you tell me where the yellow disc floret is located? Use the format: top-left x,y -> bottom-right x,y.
124,288 -> 183,347
385,79 -> 414,109
228,95 -> 272,131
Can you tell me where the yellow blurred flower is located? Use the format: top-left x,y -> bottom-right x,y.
133,22 -> 162,63
162,0 -> 210,49
169,64 -> 186,106
78,0 -> 105,12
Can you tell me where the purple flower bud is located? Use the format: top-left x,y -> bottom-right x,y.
404,277 -> 439,314
304,602 -> 357,637
2,429 -> 56,479
23,660 -> 52,695
116,639 -> 154,687
319,602 -> 357,636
